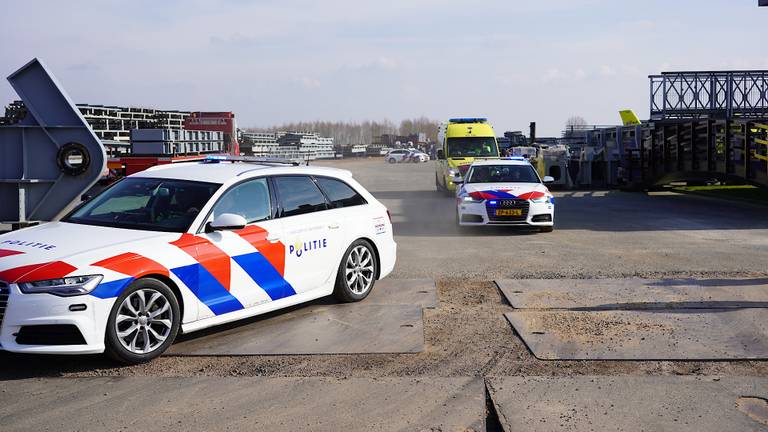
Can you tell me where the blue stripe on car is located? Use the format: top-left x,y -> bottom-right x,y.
232,252 -> 297,301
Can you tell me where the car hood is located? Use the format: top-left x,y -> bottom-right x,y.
0,222 -> 180,282
460,182 -> 550,200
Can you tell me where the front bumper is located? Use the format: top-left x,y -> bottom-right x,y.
457,199 -> 554,226
0,282 -> 114,354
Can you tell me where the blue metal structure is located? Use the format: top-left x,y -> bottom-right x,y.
0,58 -> 105,226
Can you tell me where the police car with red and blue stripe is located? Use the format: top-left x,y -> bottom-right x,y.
455,158 -> 555,232
0,157 -> 396,363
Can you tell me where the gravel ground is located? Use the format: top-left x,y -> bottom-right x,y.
3,158 -> 767,380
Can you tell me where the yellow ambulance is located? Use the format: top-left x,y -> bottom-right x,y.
435,118 -> 500,192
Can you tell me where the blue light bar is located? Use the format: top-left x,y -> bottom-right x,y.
449,118 -> 487,124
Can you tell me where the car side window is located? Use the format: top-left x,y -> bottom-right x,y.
274,176 -> 328,217
315,177 -> 367,208
211,178 -> 271,223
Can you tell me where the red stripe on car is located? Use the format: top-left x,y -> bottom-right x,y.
0,261 -> 77,283
236,225 -> 286,276
0,249 -> 24,259
92,252 -> 170,278
171,234 -> 231,291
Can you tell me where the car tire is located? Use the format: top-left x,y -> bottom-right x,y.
333,239 -> 378,303
539,226 -> 554,233
104,278 -> 181,364
388,158 -> 396,164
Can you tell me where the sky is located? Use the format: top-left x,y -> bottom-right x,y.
1,0 -> 767,136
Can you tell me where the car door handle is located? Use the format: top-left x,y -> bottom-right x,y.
328,224 -> 340,229
266,235 -> 281,243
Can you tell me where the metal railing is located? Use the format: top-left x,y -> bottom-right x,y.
650,71 -> 768,120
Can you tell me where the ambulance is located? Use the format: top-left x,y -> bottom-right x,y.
435,118 -> 500,192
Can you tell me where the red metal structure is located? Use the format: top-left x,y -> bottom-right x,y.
185,112 -> 240,156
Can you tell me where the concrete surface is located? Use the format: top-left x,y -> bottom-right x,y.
363,278 -> 438,308
0,376 -> 486,431
168,303 -> 424,355
505,308 -> 768,360
497,278 -> 768,310
487,376 -> 768,432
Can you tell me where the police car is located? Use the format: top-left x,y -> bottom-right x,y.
0,157 -> 396,363
455,158 -> 555,231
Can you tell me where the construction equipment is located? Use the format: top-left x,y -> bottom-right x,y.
0,58 -> 106,228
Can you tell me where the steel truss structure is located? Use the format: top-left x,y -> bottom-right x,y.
650,71 -> 768,120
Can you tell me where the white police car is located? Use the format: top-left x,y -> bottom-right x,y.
455,158 -> 555,232
0,157 -> 396,363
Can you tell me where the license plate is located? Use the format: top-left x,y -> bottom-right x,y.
495,209 -> 522,216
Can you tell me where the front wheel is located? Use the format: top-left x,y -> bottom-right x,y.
105,278 -> 180,364
334,239 -> 378,302
387,158 -> 396,164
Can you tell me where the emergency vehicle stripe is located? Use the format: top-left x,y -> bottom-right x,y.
0,261 -> 77,283
171,234 -> 231,291
90,277 -> 135,299
517,191 -> 546,200
236,225 -> 286,276
232,252 -> 296,301
92,252 -> 170,278
0,249 -> 24,259
172,263 -> 243,315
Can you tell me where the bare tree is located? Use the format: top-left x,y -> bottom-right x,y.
565,116 -> 588,130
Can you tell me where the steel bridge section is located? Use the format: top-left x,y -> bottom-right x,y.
650,71 -> 768,121
0,58 -> 106,226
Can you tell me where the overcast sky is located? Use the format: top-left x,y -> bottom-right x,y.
1,0 -> 766,136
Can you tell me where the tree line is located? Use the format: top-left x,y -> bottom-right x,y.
243,117 -> 440,146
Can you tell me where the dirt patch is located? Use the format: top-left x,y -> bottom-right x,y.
530,311 -> 674,345
736,396 -> 768,426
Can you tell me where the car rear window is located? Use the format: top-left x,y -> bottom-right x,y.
274,176 -> 329,217
315,177 -> 367,208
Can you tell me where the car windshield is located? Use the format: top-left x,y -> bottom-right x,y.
64,177 -> 221,232
466,165 -> 541,183
447,137 -> 499,158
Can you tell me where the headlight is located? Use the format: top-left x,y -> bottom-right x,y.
531,196 -> 549,203
462,195 -> 483,203
447,169 -> 457,176
19,275 -> 103,297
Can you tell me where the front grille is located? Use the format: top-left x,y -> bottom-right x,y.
486,199 -> 530,222
0,281 -> 8,328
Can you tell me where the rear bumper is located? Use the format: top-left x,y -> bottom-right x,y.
0,283 -> 113,354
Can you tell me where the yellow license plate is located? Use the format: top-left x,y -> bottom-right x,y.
495,209 -> 522,216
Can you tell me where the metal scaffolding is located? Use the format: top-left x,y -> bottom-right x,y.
649,71 -> 768,120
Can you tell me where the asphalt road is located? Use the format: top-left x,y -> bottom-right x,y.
2,158 -> 767,431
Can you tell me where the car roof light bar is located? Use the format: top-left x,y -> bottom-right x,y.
202,155 -> 301,166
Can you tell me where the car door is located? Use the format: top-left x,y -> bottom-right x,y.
273,175 -> 340,293
190,177 -> 290,317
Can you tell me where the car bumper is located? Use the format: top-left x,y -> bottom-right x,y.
457,200 -> 555,226
0,283 -> 114,354
378,238 -> 397,280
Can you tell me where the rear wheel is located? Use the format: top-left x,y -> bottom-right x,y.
105,278 -> 180,364
334,239 -> 378,302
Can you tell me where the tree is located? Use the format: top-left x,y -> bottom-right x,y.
565,116 -> 588,130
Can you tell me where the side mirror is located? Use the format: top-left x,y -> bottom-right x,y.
437,149 -> 445,160
452,176 -> 463,185
207,213 -> 247,232
543,176 -> 555,184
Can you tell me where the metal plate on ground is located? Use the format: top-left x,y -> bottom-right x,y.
0,377 -> 485,431
505,308 -> 768,360
169,303 -> 424,355
497,278 -> 768,310
365,278 -> 438,308
488,376 -> 768,432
